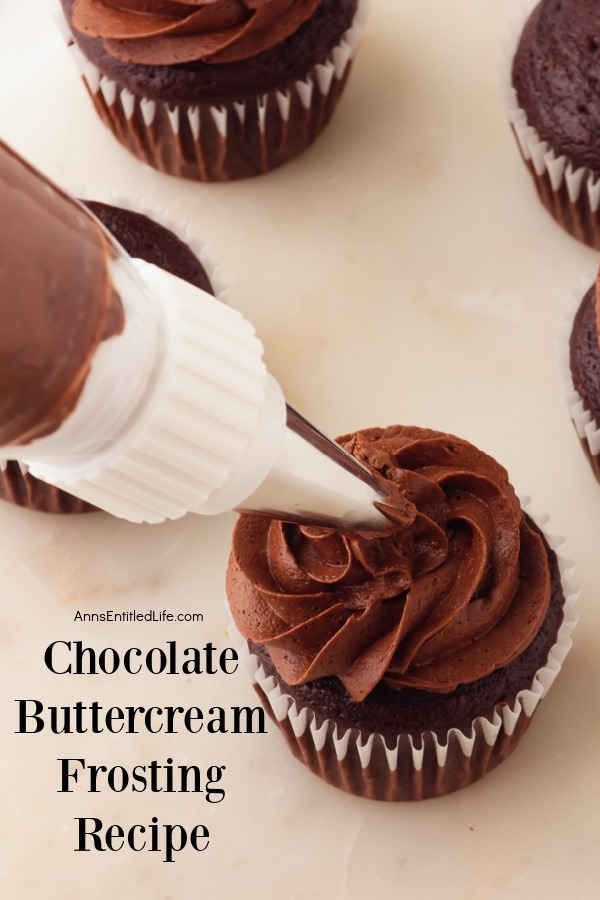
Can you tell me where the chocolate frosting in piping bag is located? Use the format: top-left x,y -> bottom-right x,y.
0,141 -> 124,447
227,426 -> 551,700
72,0 -> 322,64
0,143 -> 394,530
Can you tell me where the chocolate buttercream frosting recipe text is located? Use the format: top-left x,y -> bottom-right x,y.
14,639 -> 265,862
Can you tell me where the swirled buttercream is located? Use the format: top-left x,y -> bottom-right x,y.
72,0 -> 323,65
227,426 -> 551,700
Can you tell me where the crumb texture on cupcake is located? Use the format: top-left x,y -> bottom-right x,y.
507,0 -> 600,247
227,426 -> 552,703
568,279 -> 600,481
83,202 -> 214,295
512,0 -> 600,173
570,282 -> 600,425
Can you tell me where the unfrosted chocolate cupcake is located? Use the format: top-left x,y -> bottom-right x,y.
508,0 -> 600,248
0,201 -> 214,515
227,426 -> 576,801
85,202 -> 214,295
60,0 -> 367,181
566,272 -> 600,481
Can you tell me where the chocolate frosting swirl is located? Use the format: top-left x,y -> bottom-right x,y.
72,0 -> 322,65
227,426 -> 551,700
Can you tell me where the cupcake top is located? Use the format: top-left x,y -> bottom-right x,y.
72,0 -> 322,65
0,142 -> 123,448
83,201 -> 214,295
227,426 -> 551,701
512,0 -> 600,172
570,273 -> 600,423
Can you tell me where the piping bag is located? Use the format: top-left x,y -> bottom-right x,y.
0,142 -> 392,533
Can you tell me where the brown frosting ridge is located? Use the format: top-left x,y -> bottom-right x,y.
227,426 -> 551,700
72,0 -> 322,65
0,141 -> 123,447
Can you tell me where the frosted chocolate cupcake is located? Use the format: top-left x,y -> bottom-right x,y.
60,0 -> 367,181
565,271 -> 600,481
508,0 -> 600,248
0,142 -> 214,513
227,426 -> 576,801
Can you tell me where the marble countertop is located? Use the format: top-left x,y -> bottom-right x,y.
1,1 -> 599,897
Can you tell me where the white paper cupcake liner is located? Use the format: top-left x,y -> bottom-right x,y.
228,500 -> 578,800
502,0 -> 600,246
60,0 -> 370,181
559,275 -> 600,462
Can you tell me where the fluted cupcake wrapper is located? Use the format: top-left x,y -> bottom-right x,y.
228,501 -> 578,801
59,0 -> 369,182
502,0 -> 600,249
0,196 -> 224,515
559,277 -> 600,480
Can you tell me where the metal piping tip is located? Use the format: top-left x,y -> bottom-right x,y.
236,407 -> 392,533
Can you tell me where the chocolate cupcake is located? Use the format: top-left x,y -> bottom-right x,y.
507,0 -> 600,248
0,199 -> 216,515
564,272 -> 600,481
227,426 -> 577,801
59,0 -> 368,181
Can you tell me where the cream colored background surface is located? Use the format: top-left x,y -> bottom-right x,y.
0,1 -> 599,897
